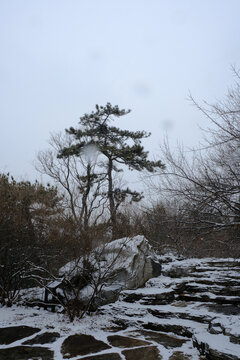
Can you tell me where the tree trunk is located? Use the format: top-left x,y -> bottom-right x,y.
107,157 -> 117,238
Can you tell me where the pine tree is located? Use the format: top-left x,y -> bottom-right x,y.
59,103 -> 164,238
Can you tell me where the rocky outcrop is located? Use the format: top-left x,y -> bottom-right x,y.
1,255 -> 240,359
100,256 -> 240,360
58,236 -> 161,308
60,235 -> 161,288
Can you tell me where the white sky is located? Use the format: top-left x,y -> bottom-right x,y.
0,0 -> 240,182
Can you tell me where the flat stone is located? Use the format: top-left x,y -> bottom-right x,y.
61,334 -> 111,358
122,346 -> 162,360
169,351 -> 192,360
0,326 -> 40,345
150,309 -> 211,324
212,286 -> 240,297
0,346 -> 53,360
141,291 -> 175,305
77,353 -> 121,360
206,261 -> 240,268
196,279 -> 240,287
107,335 -> 150,348
177,293 -> 240,305
23,331 -> 60,344
205,304 -> 240,316
207,348 -> 239,360
143,322 -> 192,338
103,319 -> 128,332
127,330 -> 187,349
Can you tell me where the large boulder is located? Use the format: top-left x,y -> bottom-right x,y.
58,235 -> 161,307
94,235 -> 162,289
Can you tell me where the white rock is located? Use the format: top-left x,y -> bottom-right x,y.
59,235 -> 161,307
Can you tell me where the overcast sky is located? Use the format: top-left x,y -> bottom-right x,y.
0,0 -> 240,183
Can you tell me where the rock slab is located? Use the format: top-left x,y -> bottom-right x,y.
0,326 -> 40,345
23,331 -> 60,344
0,346 -> 53,360
122,346 -> 162,360
169,352 -> 192,360
107,334 -> 150,348
128,330 -> 187,349
61,334 -> 111,358
77,353 -> 121,360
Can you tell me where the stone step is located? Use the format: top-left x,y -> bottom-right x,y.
192,278 -> 240,287
100,301 -> 240,360
121,289 -> 175,305
120,282 -> 240,310
101,257 -> 240,359
142,322 -> 193,338
204,303 -> 240,315
176,293 -> 240,305
189,273 -> 240,281
195,265 -> 240,272
149,309 -> 212,324
174,282 -> 240,296
122,288 -> 240,308
163,262 -> 240,280
205,261 -> 240,268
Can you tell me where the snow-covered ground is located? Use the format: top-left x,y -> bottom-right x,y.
0,255 -> 240,359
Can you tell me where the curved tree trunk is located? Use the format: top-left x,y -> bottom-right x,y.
107,157 -> 117,239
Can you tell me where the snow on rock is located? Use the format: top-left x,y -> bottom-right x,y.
60,235 -> 161,286
59,235 -> 161,306
193,332 -> 240,359
96,235 -> 162,289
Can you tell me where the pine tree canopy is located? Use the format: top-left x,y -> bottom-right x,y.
58,102 -> 165,172
57,102 -> 165,237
